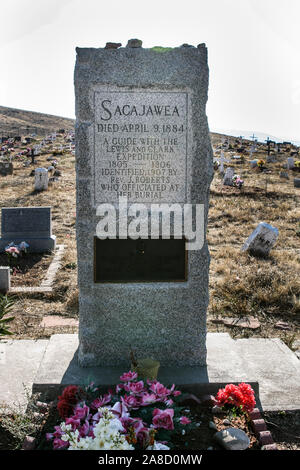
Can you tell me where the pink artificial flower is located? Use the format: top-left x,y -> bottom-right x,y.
121,394 -> 140,409
149,381 -> 170,399
120,416 -> 148,445
173,390 -> 182,397
120,416 -> 136,431
65,417 -> 80,431
180,416 -> 191,425
165,398 -> 174,407
53,438 -> 69,449
79,419 -> 90,437
6,246 -> 19,257
128,380 -> 145,395
91,393 -> 111,409
73,404 -> 90,420
116,383 -> 124,393
111,401 -> 130,420
131,417 -> 147,439
52,425 -> 64,438
152,408 -> 174,431
140,393 -> 158,406
120,371 -> 138,382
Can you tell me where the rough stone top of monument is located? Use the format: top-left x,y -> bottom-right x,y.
105,42 -> 122,49
75,42 -> 208,91
126,38 -> 143,48
1,207 -> 52,238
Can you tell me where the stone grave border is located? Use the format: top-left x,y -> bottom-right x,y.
249,408 -> 277,450
9,244 -> 65,294
21,388 -> 277,450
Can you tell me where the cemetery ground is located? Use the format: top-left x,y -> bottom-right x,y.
0,130 -> 299,449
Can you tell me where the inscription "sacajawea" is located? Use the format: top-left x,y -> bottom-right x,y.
100,100 -> 180,121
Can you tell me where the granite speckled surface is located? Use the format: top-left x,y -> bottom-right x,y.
75,43 -> 213,367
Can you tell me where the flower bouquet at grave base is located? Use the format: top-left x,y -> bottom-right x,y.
295,160 -> 300,171
257,159 -> 266,171
232,174 -> 244,189
5,241 -> 29,264
213,383 -> 256,420
46,372 -> 196,450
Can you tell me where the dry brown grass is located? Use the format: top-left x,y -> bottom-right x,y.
0,135 -> 78,339
208,138 -> 300,345
0,133 -> 299,348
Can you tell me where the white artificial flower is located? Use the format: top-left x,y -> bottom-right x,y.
66,407 -> 135,451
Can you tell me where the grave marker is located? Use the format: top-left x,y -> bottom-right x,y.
0,162 -> 13,176
287,157 -> 295,169
35,168 -> 49,191
219,151 -> 230,174
223,167 -> 234,186
0,267 -> 10,293
75,41 -> 213,367
242,222 -> 278,257
0,207 -> 56,253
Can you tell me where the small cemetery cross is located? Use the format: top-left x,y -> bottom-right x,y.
31,148 -> 35,164
265,137 -> 272,156
219,151 -> 230,173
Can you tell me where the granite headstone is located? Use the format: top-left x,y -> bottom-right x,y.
75,41 -> 213,367
0,207 -> 56,253
223,167 -> 234,186
0,162 -> 13,176
0,267 -> 10,293
241,222 -> 279,257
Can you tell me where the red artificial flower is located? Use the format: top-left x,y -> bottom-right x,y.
58,385 -> 80,405
57,385 -> 82,418
215,383 -> 256,414
57,399 -> 73,419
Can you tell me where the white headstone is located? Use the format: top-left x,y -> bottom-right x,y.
219,151 -> 230,174
35,168 -> 49,191
241,222 -> 279,257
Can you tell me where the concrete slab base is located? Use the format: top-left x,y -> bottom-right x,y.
0,339 -> 48,413
1,333 -> 299,413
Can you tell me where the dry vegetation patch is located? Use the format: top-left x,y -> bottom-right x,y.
0,133 -> 299,350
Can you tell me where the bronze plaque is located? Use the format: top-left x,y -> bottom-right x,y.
94,237 -> 187,283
